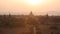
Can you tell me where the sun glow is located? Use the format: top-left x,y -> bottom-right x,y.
26,0 -> 44,5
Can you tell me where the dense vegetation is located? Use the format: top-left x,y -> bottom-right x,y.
0,15 -> 60,28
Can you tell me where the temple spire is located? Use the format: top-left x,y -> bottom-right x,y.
29,11 -> 34,16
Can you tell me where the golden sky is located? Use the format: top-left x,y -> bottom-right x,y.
0,0 -> 60,15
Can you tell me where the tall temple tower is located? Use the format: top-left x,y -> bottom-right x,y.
29,11 -> 34,16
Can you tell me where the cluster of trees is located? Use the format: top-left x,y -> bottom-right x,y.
38,16 -> 60,24
0,15 -> 60,28
0,15 -> 25,28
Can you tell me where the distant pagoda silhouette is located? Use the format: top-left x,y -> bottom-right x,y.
29,11 -> 34,16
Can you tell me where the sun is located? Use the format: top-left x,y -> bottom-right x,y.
27,0 -> 44,5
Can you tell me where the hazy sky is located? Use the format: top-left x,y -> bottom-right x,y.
0,0 -> 60,15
